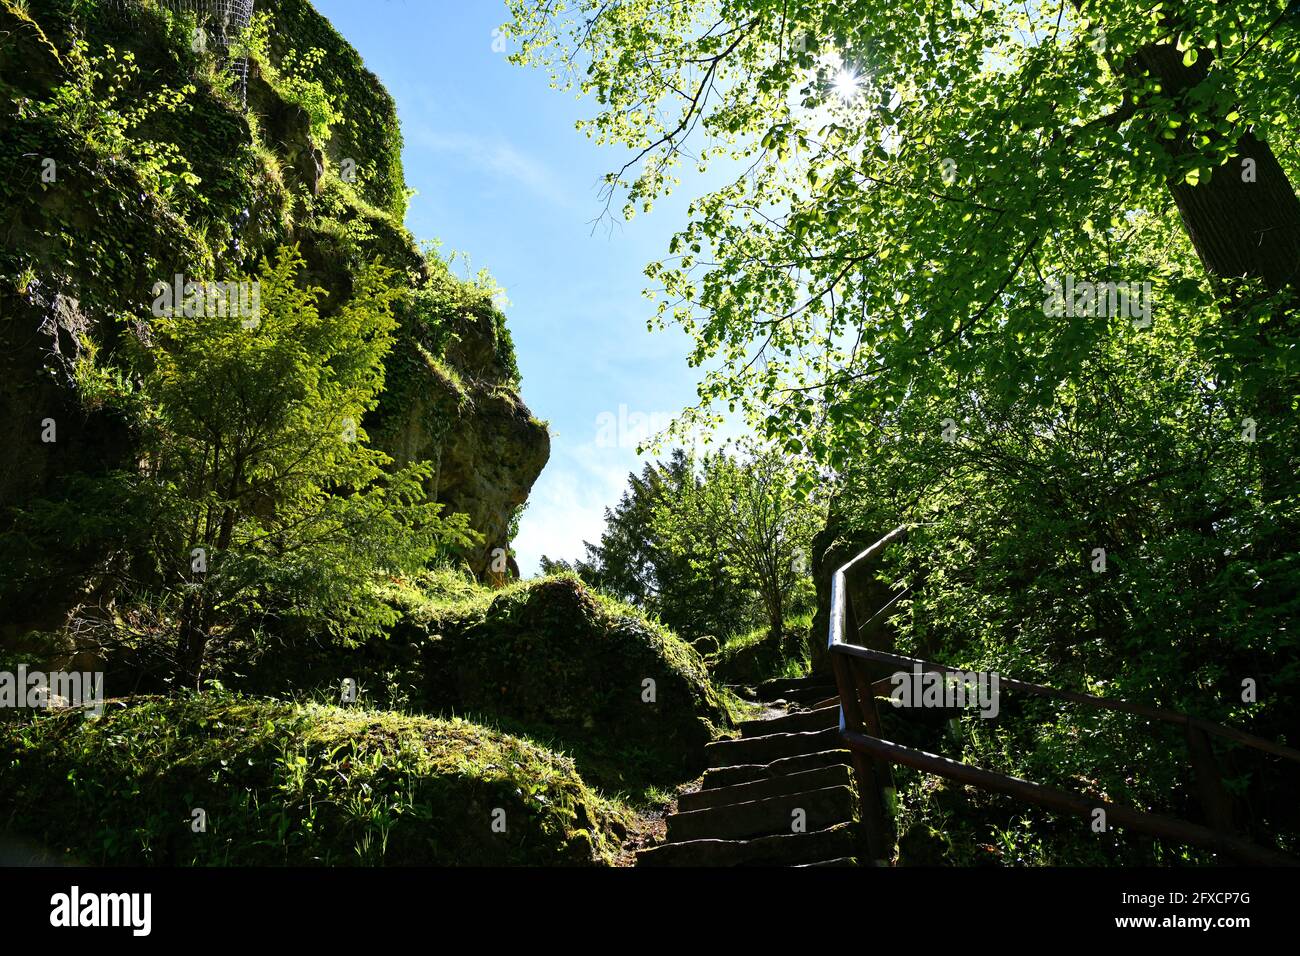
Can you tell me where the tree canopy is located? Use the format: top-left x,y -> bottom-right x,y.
545,447 -> 822,643
505,0 -> 1300,474
508,0 -> 1300,856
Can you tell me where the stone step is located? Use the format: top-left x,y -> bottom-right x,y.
679,764 -> 854,813
667,785 -> 855,843
795,857 -> 859,867
765,682 -> 839,706
637,822 -> 862,867
705,727 -> 842,768
759,676 -> 830,696
740,704 -> 840,738
759,681 -> 837,702
703,748 -> 852,789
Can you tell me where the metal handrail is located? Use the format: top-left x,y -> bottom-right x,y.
827,524 -> 908,651
825,521 -> 1299,865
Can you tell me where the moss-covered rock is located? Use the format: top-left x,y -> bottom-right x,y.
414,576 -> 730,781
259,0 -> 408,220
0,692 -> 624,865
236,575 -> 731,788
708,628 -> 791,685
370,258 -> 547,577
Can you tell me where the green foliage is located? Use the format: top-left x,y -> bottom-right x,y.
135,247 -> 474,681
551,449 -> 752,640
0,0 -> 569,867
654,446 -> 824,640
0,692 -> 624,865
0,15 -> 283,320
374,244 -> 523,448
506,1 -> 1300,458
2,1 -> 534,680
886,702 -> 1216,866
239,11 -> 341,144
2,248 -> 476,684
256,0 -> 408,219
36,39 -> 199,201
550,444 -> 822,689
508,0 -> 1300,862
709,612 -> 813,685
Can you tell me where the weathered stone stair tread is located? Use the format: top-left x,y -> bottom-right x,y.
795,857 -> 858,867
759,676 -> 834,695
705,727 -> 842,768
757,677 -> 839,705
636,823 -> 861,867
702,748 -> 851,789
679,763 -> 853,812
667,784 -> 854,842
638,675 -> 864,867
739,704 -> 840,738
770,685 -> 840,705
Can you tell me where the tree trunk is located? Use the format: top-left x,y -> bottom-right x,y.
1131,44 -> 1300,298
768,587 -> 784,643
176,593 -> 209,690
1128,40 -> 1300,503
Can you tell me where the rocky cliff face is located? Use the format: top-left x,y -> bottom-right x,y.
0,0 -> 548,623
375,285 -> 550,577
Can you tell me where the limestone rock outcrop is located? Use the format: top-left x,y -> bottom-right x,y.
0,0 -> 549,636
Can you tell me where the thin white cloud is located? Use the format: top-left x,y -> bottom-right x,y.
512,470 -> 611,576
512,437 -> 643,574
410,127 -> 575,208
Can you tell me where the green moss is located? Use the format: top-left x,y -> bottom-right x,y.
0,692 -> 625,865
2,0 -> 530,514
228,575 -> 730,793
0,8 -> 288,317
257,0 -> 407,219
708,612 -> 813,685
371,251 -> 520,445
414,575 -> 731,784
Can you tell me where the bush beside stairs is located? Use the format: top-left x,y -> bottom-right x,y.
637,676 -> 865,866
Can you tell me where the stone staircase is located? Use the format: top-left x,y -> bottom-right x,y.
636,676 -> 864,866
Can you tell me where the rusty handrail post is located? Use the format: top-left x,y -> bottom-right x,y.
1185,723 -> 1237,864
832,651 -> 892,864
850,653 -> 897,854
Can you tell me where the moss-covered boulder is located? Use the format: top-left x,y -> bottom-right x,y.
708,628 -> 791,685
0,693 -> 623,865
409,576 -> 731,782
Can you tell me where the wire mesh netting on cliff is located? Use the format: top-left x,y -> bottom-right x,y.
101,0 -> 255,105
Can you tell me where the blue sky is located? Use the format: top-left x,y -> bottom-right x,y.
312,0 -> 719,574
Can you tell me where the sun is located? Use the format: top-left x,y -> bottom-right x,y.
834,68 -> 861,101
